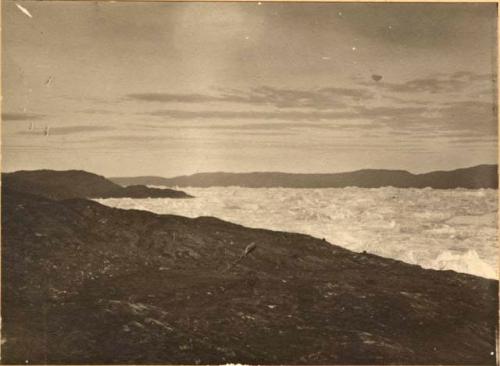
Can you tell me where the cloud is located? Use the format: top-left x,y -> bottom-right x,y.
449,71 -> 495,82
129,71 -> 496,141
127,93 -> 219,104
102,135 -> 173,142
434,101 -> 497,134
148,121 -> 376,131
127,85 -> 373,110
381,78 -> 466,94
224,130 -> 296,136
219,86 -> 371,108
355,105 -> 428,118
446,136 -> 497,145
142,96 -> 496,138
359,72 -> 495,95
2,112 -> 44,121
18,125 -> 114,136
128,72 -> 495,118
80,108 -> 121,115
359,100 -> 497,137
145,109 -> 362,121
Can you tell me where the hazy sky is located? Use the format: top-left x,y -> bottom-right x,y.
2,1 -> 498,177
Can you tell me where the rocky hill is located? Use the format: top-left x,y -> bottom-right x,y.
111,164 -> 498,189
2,170 -> 192,200
1,188 -> 497,364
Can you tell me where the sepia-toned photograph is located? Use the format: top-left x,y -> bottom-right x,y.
1,1 -> 498,364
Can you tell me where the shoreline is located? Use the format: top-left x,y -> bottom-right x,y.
95,187 -> 498,280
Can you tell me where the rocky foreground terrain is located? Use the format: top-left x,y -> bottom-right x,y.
1,186 -> 498,364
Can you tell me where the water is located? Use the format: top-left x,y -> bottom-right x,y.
95,187 -> 498,279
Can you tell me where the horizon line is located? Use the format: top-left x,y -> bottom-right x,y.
3,163 -> 497,179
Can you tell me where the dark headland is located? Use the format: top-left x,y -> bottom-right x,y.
111,164 -> 498,189
1,169 -> 498,364
2,170 -> 192,200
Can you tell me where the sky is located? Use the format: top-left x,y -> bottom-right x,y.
2,1 -> 498,177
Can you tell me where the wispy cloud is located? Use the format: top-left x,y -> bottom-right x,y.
127,93 -> 219,104
379,78 -> 466,94
18,125 -> 114,136
142,121 -> 377,132
80,108 -> 122,115
128,71 -> 494,114
2,112 -> 44,121
102,135 -> 173,142
358,72 -> 495,95
140,94 -> 496,138
145,109 -> 362,121
446,136 -> 498,145
449,71 -> 495,82
355,105 -> 428,118
361,100 -> 497,136
128,85 -> 373,110
433,101 -> 497,134
218,86 -> 371,108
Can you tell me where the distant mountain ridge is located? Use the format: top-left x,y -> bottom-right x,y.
111,164 -> 498,189
2,169 -> 192,200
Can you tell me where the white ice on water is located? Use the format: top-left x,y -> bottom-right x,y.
95,187 -> 498,279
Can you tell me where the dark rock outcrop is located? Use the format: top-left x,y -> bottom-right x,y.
2,170 -> 192,200
98,184 -> 192,199
1,189 -> 497,364
111,164 -> 499,189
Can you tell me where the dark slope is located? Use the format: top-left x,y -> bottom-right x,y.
111,164 -> 498,189
2,189 -> 497,364
417,164 -> 499,189
2,170 -> 192,200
